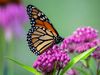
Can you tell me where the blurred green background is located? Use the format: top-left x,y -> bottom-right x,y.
0,0 -> 100,75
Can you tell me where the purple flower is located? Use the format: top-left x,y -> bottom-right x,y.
92,46 -> 100,59
0,3 -> 28,41
72,26 -> 98,43
33,45 -> 70,73
61,26 -> 100,53
66,69 -> 79,75
60,36 -> 76,53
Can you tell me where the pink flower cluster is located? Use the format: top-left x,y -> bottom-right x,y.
33,45 -> 70,72
61,26 -> 100,53
33,26 -> 100,73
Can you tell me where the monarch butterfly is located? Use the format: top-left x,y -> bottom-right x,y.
27,5 -> 63,55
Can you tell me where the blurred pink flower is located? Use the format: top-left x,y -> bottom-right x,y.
0,3 -> 28,41
92,46 -> 100,59
66,69 -> 79,75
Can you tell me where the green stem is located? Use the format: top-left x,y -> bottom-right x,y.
0,30 -> 4,75
8,41 -> 14,75
57,68 -> 61,75
43,72 -> 53,75
87,58 -> 94,75
88,67 -> 94,75
3,41 -> 9,75
96,61 -> 100,75
3,40 -> 14,75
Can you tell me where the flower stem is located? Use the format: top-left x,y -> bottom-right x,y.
3,41 -> 14,75
86,58 -> 94,75
96,61 -> 100,75
82,57 -> 94,75
0,29 -> 5,75
3,42 -> 9,75
43,72 -> 53,75
57,68 -> 61,75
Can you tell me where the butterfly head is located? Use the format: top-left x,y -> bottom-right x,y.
55,36 -> 64,44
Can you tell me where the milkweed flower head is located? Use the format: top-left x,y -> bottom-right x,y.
61,26 -> 100,53
33,45 -> 70,73
0,0 -> 28,41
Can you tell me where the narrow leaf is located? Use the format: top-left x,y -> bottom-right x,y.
7,58 -> 41,75
60,47 -> 96,75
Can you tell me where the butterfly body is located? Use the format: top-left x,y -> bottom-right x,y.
27,5 -> 63,55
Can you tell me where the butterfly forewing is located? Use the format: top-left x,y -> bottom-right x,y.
27,5 -> 59,36
27,5 -> 49,25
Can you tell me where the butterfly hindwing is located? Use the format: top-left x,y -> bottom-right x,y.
27,26 -> 55,55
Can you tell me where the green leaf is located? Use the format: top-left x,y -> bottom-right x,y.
7,58 -> 41,75
60,47 -> 96,75
80,60 -> 87,67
